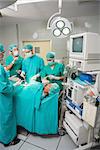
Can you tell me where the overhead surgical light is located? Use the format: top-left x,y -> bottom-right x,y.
56,20 -> 65,29
51,17 -> 72,38
53,28 -> 61,37
62,27 -> 70,35
47,0 -> 72,38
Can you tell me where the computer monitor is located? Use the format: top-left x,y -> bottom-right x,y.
69,32 -> 100,60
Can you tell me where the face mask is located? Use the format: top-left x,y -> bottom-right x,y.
13,51 -> 19,57
48,61 -> 55,66
25,52 -> 33,58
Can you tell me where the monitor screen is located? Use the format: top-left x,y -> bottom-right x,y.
72,36 -> 83,53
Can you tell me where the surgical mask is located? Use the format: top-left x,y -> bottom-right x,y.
25,52 -> 33,58
48,61 -> 55,66
13,51 -> 19,57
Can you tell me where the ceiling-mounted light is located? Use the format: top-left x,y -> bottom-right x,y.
56,20 -> 65,29
50,17 -> 72,38
53,29 -> 61,37
47,0 -> 72,38
62,27 -> 70,35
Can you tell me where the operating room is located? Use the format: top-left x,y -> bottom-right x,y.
0,0 -> 100,150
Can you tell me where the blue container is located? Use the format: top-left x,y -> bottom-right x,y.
79,73 -> 93,83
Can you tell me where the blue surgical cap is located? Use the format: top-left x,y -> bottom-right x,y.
46,52 -> 55,59
0,43 -> 4,52
24,44 -> 33,51
8,44 -> 17,51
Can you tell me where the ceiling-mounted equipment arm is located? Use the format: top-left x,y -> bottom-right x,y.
47,0 -> 63,29
47,12 -> 61,29
58,0 -> 63,14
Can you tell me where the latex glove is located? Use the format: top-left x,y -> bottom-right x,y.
30,74 -> 40,81
30,75 -> 37,81
48,75 -> 60,80
42,79 -> 50,85
16,70 -> 21,74
23,82 -> 28,87
12,57 -> 18,64
4,66 -> 7,70
9,75 -> 19,82
48,75 -> 55,80
20,72 -> 25,80
13,79 -> 22,86
14,57 -> 18,61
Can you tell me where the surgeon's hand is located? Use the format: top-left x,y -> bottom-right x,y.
30,74 -> 40,81
31,75 -> 37,81
42,79 -> 50,85
14,79 -> 22,86
20,72 -> 25,80
12,57 -> 18,64
14,57 -> 18,61
48,75 -> 60,80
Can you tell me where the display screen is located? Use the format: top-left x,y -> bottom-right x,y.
72,36 -> 83,53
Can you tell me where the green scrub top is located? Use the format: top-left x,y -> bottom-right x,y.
40,62 -> 64,90
22,55 -> 44,83
6,55 -> 23,76
0,64 -> 16,144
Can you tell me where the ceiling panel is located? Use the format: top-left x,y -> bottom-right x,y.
0,0 -> 99,24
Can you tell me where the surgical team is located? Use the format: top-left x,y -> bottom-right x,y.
0,43 -> 64,147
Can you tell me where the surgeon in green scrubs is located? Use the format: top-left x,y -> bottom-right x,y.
5,44 -> 23,76
0,43 -> 20,146
40,52 -> 64,90
21,44 -> 44,83
40,52 -> 65,122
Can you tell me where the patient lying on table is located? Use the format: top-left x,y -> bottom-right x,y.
42,78 -> 60,98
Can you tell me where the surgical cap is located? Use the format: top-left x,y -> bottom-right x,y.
24,44 -> 33,51
46,52 -> 55,59
8,44 -> 17,51
0,43 -> 4,52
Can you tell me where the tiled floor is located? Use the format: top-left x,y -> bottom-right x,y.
0,132 -> 99,150
0,131 -> 77,150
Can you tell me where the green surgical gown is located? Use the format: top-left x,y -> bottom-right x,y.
40,62 -> 64,90
0,64 -> 16,144
22,55 -> 44,82
6,55 -> 23,76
